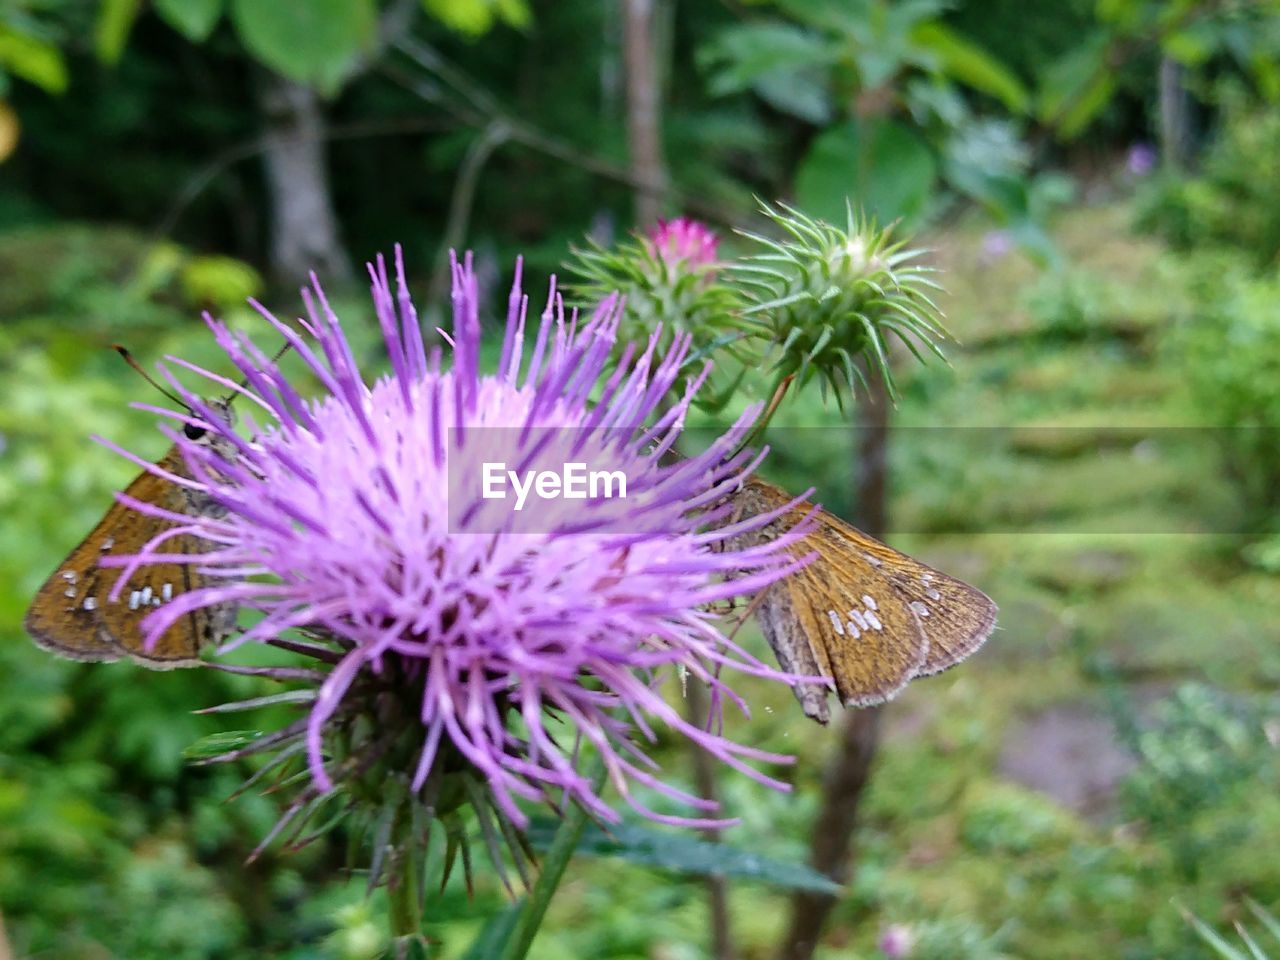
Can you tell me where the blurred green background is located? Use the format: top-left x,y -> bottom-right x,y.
2,1 -> 1280,958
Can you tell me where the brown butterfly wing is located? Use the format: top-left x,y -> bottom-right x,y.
738,478 -> 930,714
871,551 -> 997,676
25,449 -> 225,669
25,533 -> 121,662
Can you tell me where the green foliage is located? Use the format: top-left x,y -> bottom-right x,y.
699,21 -> 836,124
94,0 -> 142,67
960,782 -> 1076,856
1185,899 -> 1280,960
1034,0 -> 1280,140
423,0 -> 531,37
152,0 -> 224,43
1167,258 -> 1280,518
526,819 -> 842,893
1024,269 -> 1110,340
795,118 -> 937,229
1138,89 -> 1280,266
908,917 -> 1012,960
1120,685 -> 1280,880
228,0 -> 376,92
699,0 -> 1035,232
0,11 -> 67,94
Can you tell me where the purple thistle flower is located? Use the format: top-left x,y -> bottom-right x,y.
650,217 -> 719,270
980,229 -> 1013,264
878,923 -> 915,958
1126,142 -> 1157,177
106,247 -> 814,839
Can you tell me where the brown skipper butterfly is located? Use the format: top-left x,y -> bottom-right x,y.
24,353 -> 240,669
727,476 -> 996,723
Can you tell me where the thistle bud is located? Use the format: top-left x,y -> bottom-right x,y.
733,202 -> 949,401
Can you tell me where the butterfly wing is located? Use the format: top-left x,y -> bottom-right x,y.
25,521 -> 123,662
731,477 -> 996,717
738,478 -> 929,715
25,450 -> 232,670
870,549 -> 998,676
799,512 -> 930,706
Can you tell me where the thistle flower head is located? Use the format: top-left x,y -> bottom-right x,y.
733,202 -> 950,402
566,219 -> 746,377
112,248 -> 811,880
651,217 -> 720,269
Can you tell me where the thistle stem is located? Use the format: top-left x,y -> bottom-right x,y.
497,763 -> 606,960
388,807 -> 426,959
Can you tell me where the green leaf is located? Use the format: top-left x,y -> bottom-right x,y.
1163,28 -> 1211,66
910,21 -> 1029,114
95,0 -> 141,65
1246,898 -> 1280,945
0,25 -> 68,93
795,118 -> 937,228
1181,903 -> 1253,960
699,22 -> 836,122
182,729 -> 264,759
229,0 -> 376,89
1037,32 -> 1114,137
154,0 -> 224,42
460,900 -> 523,960
422,0 -> 531,36
526,818 -> 842,894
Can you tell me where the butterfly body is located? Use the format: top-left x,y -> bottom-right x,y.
25,403 -> 239,669
728,477 -> 996,723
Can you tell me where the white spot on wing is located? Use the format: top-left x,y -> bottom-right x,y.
862,595 -> 878,610
83,597 -> 97,611
848,609 -> 868,630
162,582 -> 173,602
827,610 -> 845,635
63,586 -> 76,598
846,621 -> 861,639
101,537 -> 114,552
926,588 -> 942,601
140,586 -> 153,606
61,570 -> 76,583
863,553 -> 882,568
910,600 -> 930,618
865,611 -> 883,631
128,590 -> 142,611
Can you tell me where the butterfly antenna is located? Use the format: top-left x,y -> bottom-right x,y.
113,345 -> 189,410
222,338 -> 293,407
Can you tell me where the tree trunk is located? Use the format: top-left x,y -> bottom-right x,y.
776,369 -> 890,960
1158,56 -> 1193,172
621,0 -> 666,228
257,73 -> 352,287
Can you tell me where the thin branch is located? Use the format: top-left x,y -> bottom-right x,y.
685,680 -> 737,960
153,117 -> 457,242
426,119 -> 512,308
775,708 -> 883,960
384,39 -> 744,232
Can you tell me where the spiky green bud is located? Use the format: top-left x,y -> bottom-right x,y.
733,202 -> 950,401
565,219 -> 748,357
